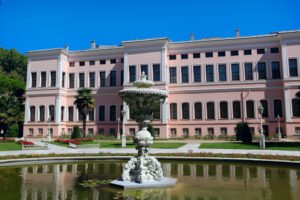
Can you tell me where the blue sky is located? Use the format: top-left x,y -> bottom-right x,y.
0,0 -> 299,53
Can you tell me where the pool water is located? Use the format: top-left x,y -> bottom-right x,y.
0,160 -> 299,200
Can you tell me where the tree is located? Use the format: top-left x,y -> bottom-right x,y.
74,88 -> 95,137
71,126 -> 81,139
236,122 -> 252,144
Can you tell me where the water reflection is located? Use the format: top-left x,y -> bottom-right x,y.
0,161 -> 299,200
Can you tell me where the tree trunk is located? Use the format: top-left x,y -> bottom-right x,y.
83,115 -> 87,137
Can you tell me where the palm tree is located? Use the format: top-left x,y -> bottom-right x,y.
74,88 -> 95,137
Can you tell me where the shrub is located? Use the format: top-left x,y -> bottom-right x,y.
71,126 -> 81,139
18,140 -> 34,145
236,122 -> 252,143
147,124 -> 155,139
0,138 -> 15,142
7,123 -> 19,138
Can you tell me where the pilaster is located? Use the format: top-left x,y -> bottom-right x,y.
26,62 -> 31,89
124,52 -> 129,84
161,45 -> 167,82
284,87 -> 292,122
55,95 -> 61,124
57,55 -> 63,88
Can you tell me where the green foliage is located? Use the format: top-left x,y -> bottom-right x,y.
74,88 -> 95,137
7,124 -> 19,138
236,122 -> 252,143
71,126 -> 81,139
147,123 -> 155,139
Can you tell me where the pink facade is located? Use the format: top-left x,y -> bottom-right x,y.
24,30 -> 300,138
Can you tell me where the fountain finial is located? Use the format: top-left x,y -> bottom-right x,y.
134,72 -> 154,88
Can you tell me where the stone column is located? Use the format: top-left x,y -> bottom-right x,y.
57,55 -> 63,88
124,52 -> 129,84
161,100 -> 168,123
55,95 -> 61,124
284,88 -> 292,122
161,45 -> 167,82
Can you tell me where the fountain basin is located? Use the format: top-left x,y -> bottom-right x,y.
111,177 -> 177,189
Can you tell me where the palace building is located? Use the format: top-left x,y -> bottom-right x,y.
24,30 -> 300,138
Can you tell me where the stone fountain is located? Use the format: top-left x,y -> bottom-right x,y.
111,73 -> 177,189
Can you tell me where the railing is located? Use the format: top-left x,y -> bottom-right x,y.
68,142 -> 100,149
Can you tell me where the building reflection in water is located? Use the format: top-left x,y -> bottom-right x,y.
19,161 -> 300,200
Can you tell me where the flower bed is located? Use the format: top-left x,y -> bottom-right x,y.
55,139 -> 83,145
17,140 -> 34,145
0,138 -> 15,143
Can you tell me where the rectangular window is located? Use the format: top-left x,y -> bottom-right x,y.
69,73 -> 74,88
231,50 -> 239,56
289,59 -> 298,77
129,65 -> 136,82
171,128 -> 177,136
140,64 -> 148,77
182,103 -> 190,119
246,101 -> 255,118
110,71 -> 116,86
109,105 -> 116,121
69,62 -> 75,67
233,101 -> 241,118
89,72 -> 95,87
100,71 -> 106,87
231,64 -> 240,81
154,128 -> 160,137
270,47 -> 279,54
218,51 -> 225,57
29,128 -> 34,136
62,72 -> 65,87
109,128 -> 115,136
206,52 -> 213,58
153,64 -> 161,81
121,70 -> 124,86
257,49 -> 265,54
258,62 -> 267,80
194,103 -> 202,119
98,128 -> 104,135
193,53 -> 200,58
110,59 -> 117,64
89,60 -> 95,65
30,106 -> 35,122
244,63 -> 253,80
49,105 -> 55,121
100,60 -> 106,65
121,58 -> 124,63
169,55 -> 176,60
99,106 -> 105,121
207,102 -> 215,119
88,128 -> 94,135
195,128 -> 201,136
39,106 -> 45,121
41,72 -> 46,87
89,109 -> 94,121
208,128 -> 214,136
206,65 -> 214,82
169,67 -> 177,83
181,66 -> 189,83
244,49 -> 252,55
50,71 -> 56,87
79,61 -> 85,66
220,128 -> 227,136
31,72 -> 37,88
260,100 -> 269,117
218,64 -> 227,81
181,54 -> 188,59
79,73 -> 85,88
68,106 -> 74,121
193,65 -> 201,82
61,106 -> 64,121
170,103 -> 177,119
219,102 -> 228,119
271,61 -> 281,79
38,128 -> 43,135
182,128 -> 189,137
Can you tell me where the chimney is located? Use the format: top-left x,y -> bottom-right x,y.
190,32 -> 195,41
235,28 -> 240,38
91,40 -> 96,49
64,45 -> 69,51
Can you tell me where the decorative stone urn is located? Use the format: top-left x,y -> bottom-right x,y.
111,73 -> 176,188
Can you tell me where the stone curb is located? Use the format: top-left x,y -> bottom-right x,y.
0,156 -> 300,167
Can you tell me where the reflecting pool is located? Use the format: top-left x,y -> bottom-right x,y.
0,160 -> 299,200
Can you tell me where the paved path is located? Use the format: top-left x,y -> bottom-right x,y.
0,142 -> 300,157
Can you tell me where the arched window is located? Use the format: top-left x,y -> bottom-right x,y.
233,101 -> 241,118
30,106 -> 35,122
170,103 -> 177,120
273,99 -> 282,117
246,101 -> 255,118
207,102 -> 215,119
219,101 -> 228,119
182,103 -> 190,119
292,99 -> 300,117
194,102 -> 202,119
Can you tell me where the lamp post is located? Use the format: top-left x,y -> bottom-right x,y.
258,102 -> 265,149
117,117 -> 121,140
48,117 -> 52,142
277,114 -> 282,140
121,108 -> 126,147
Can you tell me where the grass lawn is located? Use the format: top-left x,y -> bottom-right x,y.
49,141 -> 100,148
0,143 -> 22,151
200,142 -> 300,151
